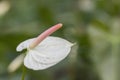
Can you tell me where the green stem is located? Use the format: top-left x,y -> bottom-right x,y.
21,65 -> 26,80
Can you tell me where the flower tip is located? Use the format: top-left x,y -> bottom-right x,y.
58,23 -> 63,27
16,46 -> 22,52
56,23 -> 63,28
71,42 -> 76,47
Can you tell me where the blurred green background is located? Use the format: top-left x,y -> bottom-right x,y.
0,0 -> 120,80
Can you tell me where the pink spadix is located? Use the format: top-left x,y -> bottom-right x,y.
29,23 -> 63,49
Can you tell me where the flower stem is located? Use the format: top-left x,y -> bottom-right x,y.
21,64 -> 26,80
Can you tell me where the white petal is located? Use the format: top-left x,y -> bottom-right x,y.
24,36 -> 73,70
8,54 -> 25,72
16,38 -> 35,52
24,50 -> 58,70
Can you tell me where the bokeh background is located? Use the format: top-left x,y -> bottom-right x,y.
0,0 -> 120,80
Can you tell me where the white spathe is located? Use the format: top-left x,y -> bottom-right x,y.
8,54 -> 25,72
17,36 -> 73,70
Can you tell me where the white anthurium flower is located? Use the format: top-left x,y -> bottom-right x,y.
8,53 -> 25,72
15,23 -> 73,70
